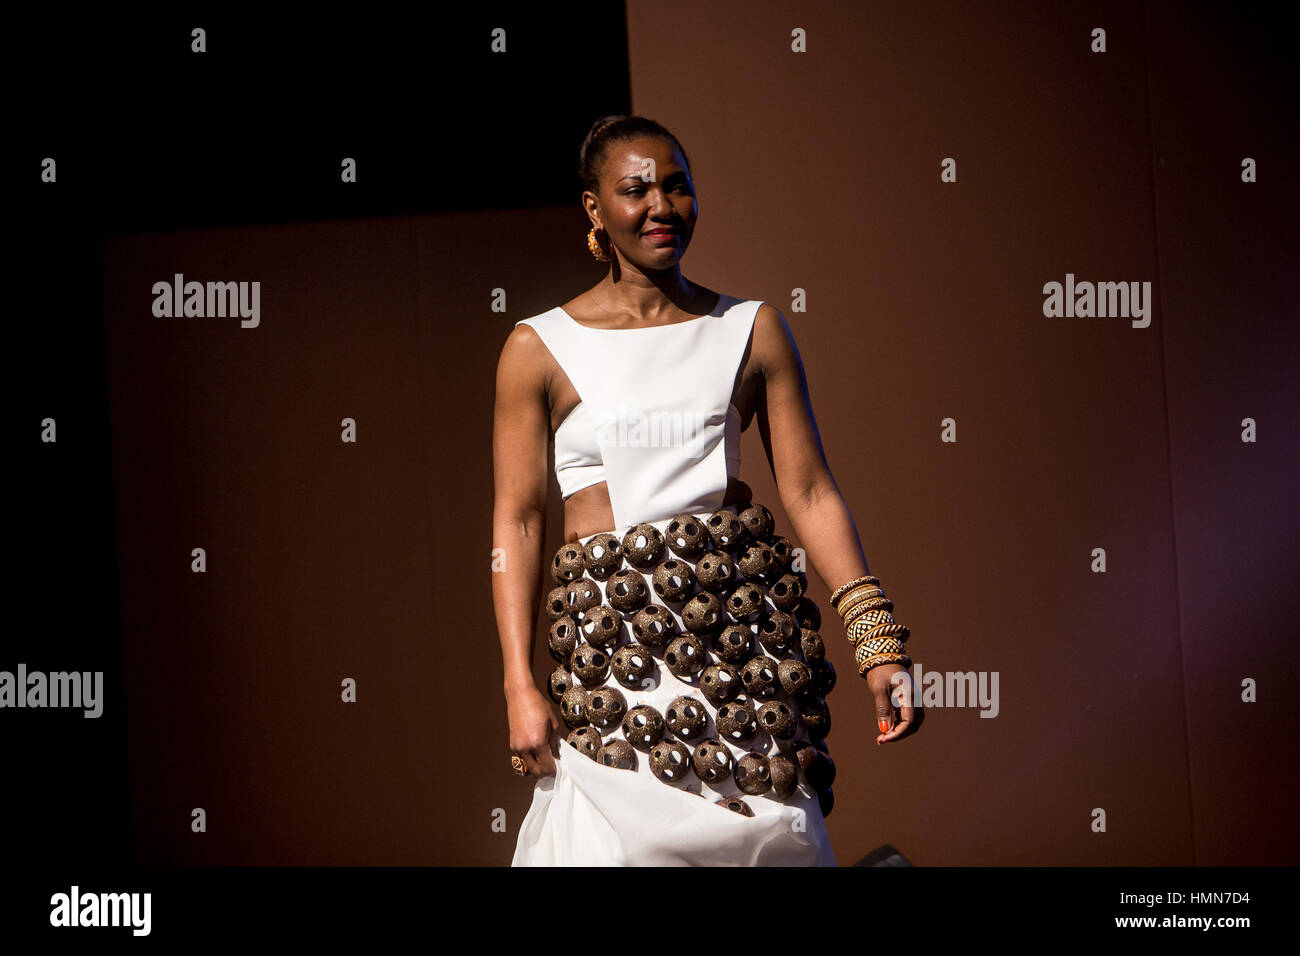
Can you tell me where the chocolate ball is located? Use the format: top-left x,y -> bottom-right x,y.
712,623 -> 754,664
665,513 -> 711,559
694,550 -> 735,593
649,738 -> 691,782
809,658 -> 837,696
704,512 -> 750,552
699,662 -> 742,706
597,737 -> 637,771
795,744 -> 836,790
767,536 -> 795,572
735,752 -> 773,795
664,695 -> 709,741
622,523 -> 666,567
582,533 -> 624,580
547,664 -> 572,703
769,754 -> 799,797
716,694 -> 758,742
559,686 -> 589,728
566,726 -> 602,759
664,634 -> 706,678
610,643 -> 654,687
717,796 -> 754,817
757,608 -> 799,655
544,585 -> 569,622
570,643 -> 611,686
756,699 -> 797,739
740,655 -> 781,699
800,629 -> 826,663
564,577 -> 601,616
548,616 -> 581,664
818,786 -> 834,818
725,582 -> 764,620
767,572 -> 805,611
681,591 -> 723,636
630,604 -> 678,648
606,568 -> 650,613
586,684 -> 627,729
651,558 -> 696,603
796,693 -> 831,742
792,598 -> 821,631
550,542 -> 586,585
692,737 -> 735,784
738,542 -> 779,582
738,503 -> 774,540
577,604 -> 623,647
777,659 -> 813,696
622,704 -> 665,750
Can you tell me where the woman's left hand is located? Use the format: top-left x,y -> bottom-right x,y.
866,663 -> 923,744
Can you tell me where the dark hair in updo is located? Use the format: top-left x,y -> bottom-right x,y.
578,115 -> 692,196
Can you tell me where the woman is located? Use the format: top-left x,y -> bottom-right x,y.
494,115 -> 921,866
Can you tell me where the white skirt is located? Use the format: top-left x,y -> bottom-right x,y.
511,502 -> 839,867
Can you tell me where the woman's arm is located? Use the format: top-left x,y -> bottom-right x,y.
752,303 -> 920,743
492,324 -> 563,772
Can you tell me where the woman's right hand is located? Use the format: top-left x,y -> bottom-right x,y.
507,683 -> 563,776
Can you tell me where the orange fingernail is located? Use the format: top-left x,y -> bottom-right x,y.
878,718 -> 890,733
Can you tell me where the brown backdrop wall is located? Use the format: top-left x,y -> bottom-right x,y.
103,0 -> 1298,865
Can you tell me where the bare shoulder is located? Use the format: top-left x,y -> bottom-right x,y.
496,321 -> 551,389
751,301 -> 800,374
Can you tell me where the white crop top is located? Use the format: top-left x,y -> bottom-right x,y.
515,294 -> 761,530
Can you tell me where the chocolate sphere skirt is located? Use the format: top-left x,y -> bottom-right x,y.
512,501 -> 838,866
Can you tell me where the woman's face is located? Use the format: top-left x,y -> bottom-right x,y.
590,136 -> 697,271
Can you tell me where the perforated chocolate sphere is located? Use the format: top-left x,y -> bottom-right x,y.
570,643 -> 611,686
559,686 -> 589,728
597,737 -> 637,771
578,604 -> 623,647
652,558 -> 696,603
768,572 -> 806,611
800,629 -> 826,663
809,658 -> 837,696
548,616 -> 581,664
622,704 -> 665,750
796,693 -> 831,742
664,695 -> 709,741
582,533 -> 624,580
550,543 -> 586,584
818,786 -> 834,818
735,752 -> 773,795
692,737 -> 735,784
606,568 -> 649,613
622,523 -> 666,567
545,585 -> 569,622
741,655 -> 782,700
704,512 -> 750,552
756,699 -> 797,739
792,598 -> 821,631
566,726 -> 602,759
777,659 -> 813,697
610,643 -> 654,687
564,577 -> 601,616
665,513 -> 711,559
716,695 -> 758,742
716,795 -> 754,817
738,503 -> 774,540
767,536 -> 795,572
726,582 -> 764,620
586,685 -> 627,729
712,623 -> 754,664
795,743 -> 836,790
649,738 -> 691,782
738,542 -> 779,582
681,591 -> 723,636
699,662 -> 742,707
548,664 -> 573,703
769,754 -> 799,797
757,609 -> 799,655
630,604 -> 678,648
664,634 -> 706,678
694,550 -> 735,593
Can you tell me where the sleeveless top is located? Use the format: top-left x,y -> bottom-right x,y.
514,294 -> 762,530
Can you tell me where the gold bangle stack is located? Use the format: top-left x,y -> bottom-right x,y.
830,574 -> 913,677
